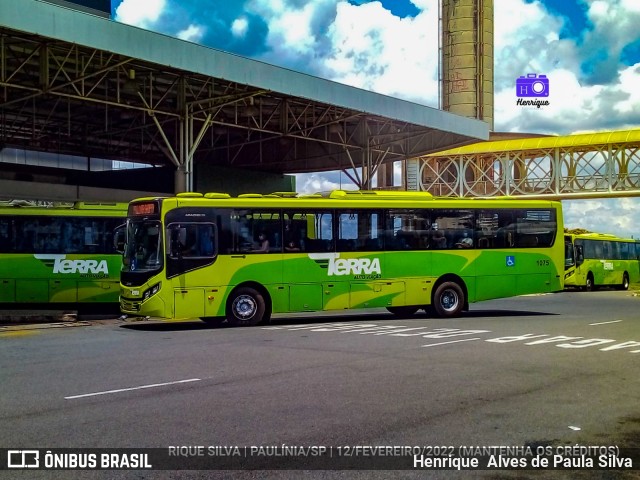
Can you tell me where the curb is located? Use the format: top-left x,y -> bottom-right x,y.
0,312 -> 123,331
0,316 -> 155,332
0,321 -> 93,332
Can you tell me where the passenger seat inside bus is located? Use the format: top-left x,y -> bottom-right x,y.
431,230 -> 447,249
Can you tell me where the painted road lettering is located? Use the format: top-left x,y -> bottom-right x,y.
486,334 -> 640,353
264,323 -> 640,354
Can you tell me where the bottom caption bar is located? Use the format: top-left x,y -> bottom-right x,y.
1,446 -> 638,470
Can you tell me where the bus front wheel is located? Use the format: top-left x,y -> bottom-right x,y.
432,281 -> 465,318
226,287 -> 266,327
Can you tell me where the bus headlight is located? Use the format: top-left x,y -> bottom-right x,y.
143,282 -> 162,301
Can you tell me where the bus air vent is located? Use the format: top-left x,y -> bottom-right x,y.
204,193 -> 231,199
176,192 -> 203,198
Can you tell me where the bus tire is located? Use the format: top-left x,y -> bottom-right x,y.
432,281 -> 465,318
618,272 -> 630,291
386,306 -> 419,318
585,274 -> 595,291
226,287 -> 266,327
258,310 -> 272,325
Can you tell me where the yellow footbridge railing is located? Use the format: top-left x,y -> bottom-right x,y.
406,129 -> 640,199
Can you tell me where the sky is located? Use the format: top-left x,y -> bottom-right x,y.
112,0 -> 640,238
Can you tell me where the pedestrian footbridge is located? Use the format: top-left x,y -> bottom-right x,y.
406,129 -> 640,199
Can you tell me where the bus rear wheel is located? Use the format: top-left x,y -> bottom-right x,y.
432,281 -> 465,318
618,272 -> 630,291
226,287 -> 266,327
585,274 -> 595,291
386,306 -> 419,318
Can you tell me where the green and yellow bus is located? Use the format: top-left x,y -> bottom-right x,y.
119,190 -> 564,326
564,232 -> 640,291
0,201 -> 127,311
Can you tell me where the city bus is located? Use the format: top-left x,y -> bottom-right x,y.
564,232 -> 640,291
119,190 -> 564,326
0,201 -> 127,312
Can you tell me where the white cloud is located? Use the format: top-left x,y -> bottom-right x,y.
115,0 -> 166,28
251,0 -> 336,58
177,24 -> 204,43
249,0 -> 440,104
562,198 -> 639,238
583,0 -> 640,68
613,63 -> 640,115
321,2 -> 439,104
621,0 -> 640,12
231,17 -> 249,38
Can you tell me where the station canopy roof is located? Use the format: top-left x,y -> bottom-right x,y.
0,0 -> 488,174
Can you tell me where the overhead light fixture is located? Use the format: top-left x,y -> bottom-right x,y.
329,123 -> 342,134
245,97 -> 259,116
122,69 -> 139,95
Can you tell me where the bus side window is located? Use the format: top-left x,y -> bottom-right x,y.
0,218 -> 11,252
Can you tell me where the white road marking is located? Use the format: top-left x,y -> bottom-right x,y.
65,378 -> 201,399
589,320 -> 622,326
421,338 -> 482,348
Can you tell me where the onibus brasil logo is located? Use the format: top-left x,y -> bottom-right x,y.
309,253 -> 381,279
34,254 -> 109,277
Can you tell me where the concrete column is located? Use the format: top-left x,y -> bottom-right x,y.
174,165 -> 187,194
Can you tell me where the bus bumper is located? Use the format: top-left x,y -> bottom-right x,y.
120,294 -> 166,318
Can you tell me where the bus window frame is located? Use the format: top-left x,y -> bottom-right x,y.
167,221 -> 217,260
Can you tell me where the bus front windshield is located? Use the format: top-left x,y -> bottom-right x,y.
123,220 -> 163,272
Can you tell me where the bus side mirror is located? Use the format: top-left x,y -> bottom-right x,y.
114,224 -> 126,254
575,245 -> 584,266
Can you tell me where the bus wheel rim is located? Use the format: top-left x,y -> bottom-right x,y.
233,295 -> 256,319
440,289 -> 459,312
